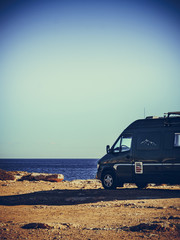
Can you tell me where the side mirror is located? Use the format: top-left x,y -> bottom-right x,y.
106,145 -> 110,154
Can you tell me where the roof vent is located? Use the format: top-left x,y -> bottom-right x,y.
146,116 -> 159,119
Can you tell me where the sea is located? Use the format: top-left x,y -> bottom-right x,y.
0,158 -> 98,181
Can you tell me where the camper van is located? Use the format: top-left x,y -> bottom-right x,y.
96,112 -> 180,189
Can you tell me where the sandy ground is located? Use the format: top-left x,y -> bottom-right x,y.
0,179 -> 180,240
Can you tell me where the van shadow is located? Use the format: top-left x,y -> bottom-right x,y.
0,188 -> 180,206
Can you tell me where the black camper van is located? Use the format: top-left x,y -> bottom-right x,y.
96,112 -> 180,189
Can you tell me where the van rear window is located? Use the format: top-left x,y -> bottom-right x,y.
174,133 -> 180,147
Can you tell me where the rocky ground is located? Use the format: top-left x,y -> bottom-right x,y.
0,170 -> 180,239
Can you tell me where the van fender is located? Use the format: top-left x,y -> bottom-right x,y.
101,166 -> 116,177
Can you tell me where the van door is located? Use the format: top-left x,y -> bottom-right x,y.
163,132 -> 180,184
111,134 -> 133,182
134,131 -> 163,184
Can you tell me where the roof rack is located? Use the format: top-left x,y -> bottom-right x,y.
146,112 -> 180,120
165,112 -> 180,118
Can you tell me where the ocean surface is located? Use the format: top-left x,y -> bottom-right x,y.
0,158 -> 98,181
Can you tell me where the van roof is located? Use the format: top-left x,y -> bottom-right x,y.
126,114 -> 180,130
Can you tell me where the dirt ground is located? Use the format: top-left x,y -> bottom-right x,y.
0,179 -> 180,240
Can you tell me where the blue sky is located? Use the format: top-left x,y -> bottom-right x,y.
0,0 -> 180,158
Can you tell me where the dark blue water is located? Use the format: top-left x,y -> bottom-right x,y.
0,159 -> 98,181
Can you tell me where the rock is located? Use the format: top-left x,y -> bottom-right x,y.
0,169 -> 15,181
175,224 -> 180,230
168,216 -> 180,220
0,169 -> 64,182
3,228 -> 9,231
59,223 -> 71,229
20,173 -> 64,182
45,174 -> 64,182
129,223 -> 169,232
22,223 -> 53,229
12,171 -> 29,180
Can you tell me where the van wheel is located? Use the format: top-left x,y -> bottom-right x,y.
136,183 -> 147,189
101,171 -> 116,190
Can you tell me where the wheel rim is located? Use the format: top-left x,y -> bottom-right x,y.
104,174 -> 113,187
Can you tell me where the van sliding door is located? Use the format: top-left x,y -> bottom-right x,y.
134,131 -> 163,183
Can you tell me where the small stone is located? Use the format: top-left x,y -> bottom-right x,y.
3,228 -> 9,231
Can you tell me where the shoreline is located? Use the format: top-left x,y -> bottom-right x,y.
0,170 -> 180,239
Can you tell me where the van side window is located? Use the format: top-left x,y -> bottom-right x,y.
137,132 -> 160,150
174,133 -> 180,147
112,135 -> 132,153
121,135 -> 132,152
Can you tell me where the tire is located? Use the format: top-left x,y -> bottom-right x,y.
101,171 -> 117,190
136,183 -> 147,189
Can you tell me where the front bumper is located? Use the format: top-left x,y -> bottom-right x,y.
96,165 -> 103,180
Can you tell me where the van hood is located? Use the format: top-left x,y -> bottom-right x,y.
98,153 -> 117,164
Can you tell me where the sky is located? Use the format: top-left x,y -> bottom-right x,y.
0,0 -> 180,158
